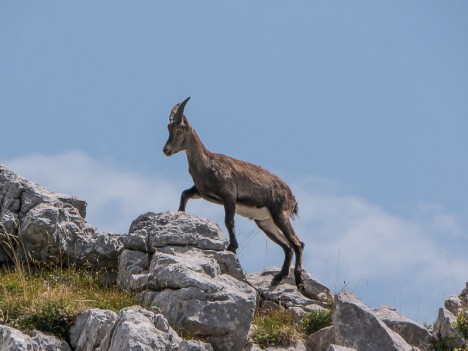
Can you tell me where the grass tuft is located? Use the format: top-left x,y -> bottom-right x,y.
302,309 -> 333,335
0,264 -> 137,341
251,308 -> 303,348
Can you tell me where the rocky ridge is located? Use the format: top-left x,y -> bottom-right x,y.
0,164 -> 467,351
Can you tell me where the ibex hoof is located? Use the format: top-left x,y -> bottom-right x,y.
271,272 -> 287,286
294,270 -> 304,290
226,244 -> 238,253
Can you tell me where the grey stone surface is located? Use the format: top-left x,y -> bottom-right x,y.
178,340 -> 214,351
0,325 -> 71,351
247,267 -> 332,315
127,211 -> 228,252
306,325 -> 335,351
334,291 -> 414,351
119,211 -> 257,351
374,305 -> 431,350
326,345 -> 357,351
98,306 -> 182,351
444,282 -> 468,317
0,165 -> 123,269
117,249 -> 151,292
70,309 -> 117,351
118,212 -> 257,351
433,307 -> 465,348
141,275 -> 256,351
0,325 -> 35,351
30,330 -> 71,351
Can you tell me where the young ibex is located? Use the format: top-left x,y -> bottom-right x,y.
163,97 -> 305,288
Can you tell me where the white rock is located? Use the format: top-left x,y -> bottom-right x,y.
0,325 -> 71,351
70,309 -> 117,351
334,291 -> 414,351
374,305 -> 431,350
0,165 -> 123,269
99,306 -> 181,351
433,307 -> 465,348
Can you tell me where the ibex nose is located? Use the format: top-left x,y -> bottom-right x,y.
163,146 -> 172,156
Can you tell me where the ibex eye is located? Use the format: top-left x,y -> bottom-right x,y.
176,131 -> 182,136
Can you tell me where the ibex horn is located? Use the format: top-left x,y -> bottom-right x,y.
173,97 -> 191,124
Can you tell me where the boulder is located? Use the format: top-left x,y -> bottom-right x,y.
0,325 -> 71,351
306,325 -> 335,351
125,212 -> 228,252
444,282 -> 468,316
433,307 -> 465,348
118,212 -> 257,351
30,330 -> 72,351
374,305 -> 431,350
98,306 -> 182,351
69,309 -> 117,351
247,267 -> 332,317
0,165 -> 123,269
445,296 -> 463,316
333,291 -> 414,351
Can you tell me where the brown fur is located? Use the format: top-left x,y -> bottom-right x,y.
163,97 -> 305,288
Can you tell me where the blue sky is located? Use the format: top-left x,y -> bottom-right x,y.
1,1 -> 467,323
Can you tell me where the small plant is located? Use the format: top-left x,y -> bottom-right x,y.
19,300 -> 75,341
251,308 -> 303,349
432,337 -> 464,351
456,310 -> 468,340
302,309 -> 333,335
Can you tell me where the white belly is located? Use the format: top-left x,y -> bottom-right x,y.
235,204 -> 271,220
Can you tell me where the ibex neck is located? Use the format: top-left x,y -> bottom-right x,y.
185,129 -> 211,171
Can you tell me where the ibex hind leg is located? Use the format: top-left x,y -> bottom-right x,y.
255,219 -> 293,286
272,213 -> 305,289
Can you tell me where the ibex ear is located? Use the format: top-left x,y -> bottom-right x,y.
170,97 -> 191,125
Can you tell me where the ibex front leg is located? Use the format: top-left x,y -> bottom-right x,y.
178,185 -> 201,212
223,199 -> 239,253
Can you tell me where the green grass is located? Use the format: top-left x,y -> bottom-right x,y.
302,309 -> 333,335
0,264 -> 138,341
251,307 -> 334,349
252,309 -> 303,349
456,310 -> 468,340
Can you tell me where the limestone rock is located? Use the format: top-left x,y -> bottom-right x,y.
374,305 -> 431,350
433,307 -> 465,348
444,282 -> 468,316
119,211 -> 257,351
247,267 -> 332,316
178,340 -> 214,351
334,291 -> 414,351
98,306 -> 182,351
126,211 -> 228,252
70,309 -> 117,351
0,325 -> 71,351
0,165 -> 123,269
306,325 -> 335,351
30,330 -> 71,351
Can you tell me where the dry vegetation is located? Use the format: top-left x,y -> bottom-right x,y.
0,263 -> 137,341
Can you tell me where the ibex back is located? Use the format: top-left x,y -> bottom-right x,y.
163,97 -> 305,288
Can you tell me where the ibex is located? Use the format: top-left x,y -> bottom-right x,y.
163,97 -> 305,288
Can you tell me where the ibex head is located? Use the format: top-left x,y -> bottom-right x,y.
163,97 -> 191,156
